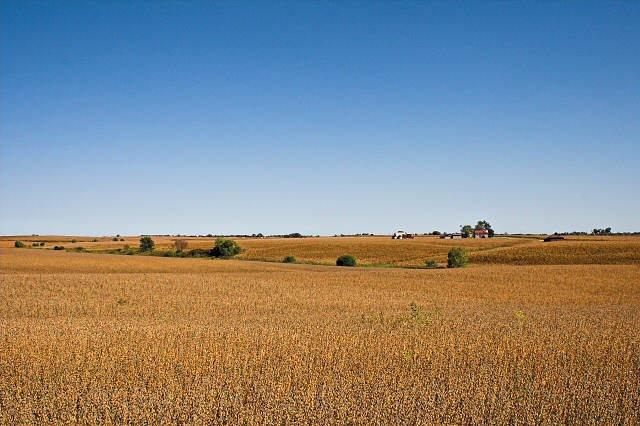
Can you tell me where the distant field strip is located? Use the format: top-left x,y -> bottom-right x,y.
236,236 -> 640,267
4,235 -> 638,267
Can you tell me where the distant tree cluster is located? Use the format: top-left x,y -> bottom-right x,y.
134,236 -> 243,259
552,229 -> 639,236
474,221 -> 494,237
592,228 -> 612,235
460,225 -> 474,238
458,221 -> 495,238
437,220 -> 494,238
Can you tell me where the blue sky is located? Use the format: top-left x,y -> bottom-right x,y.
2,0 -> 639,236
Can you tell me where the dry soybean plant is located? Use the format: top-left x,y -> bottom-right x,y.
1,247 -> 639,424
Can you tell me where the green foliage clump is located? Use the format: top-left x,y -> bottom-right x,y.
336,254 -> 356,267
14,240 -> 26,248
139,236 -> 155,252
210,238 -> 242,258
187,248 -> 209,258
447,247 -> 468,268
283,255 -> 296,263
71,239 -> 77,243
410,302 -> 441,325
460,225 -> 474,238
53,246 -> 65,251
425,259 -> 438,269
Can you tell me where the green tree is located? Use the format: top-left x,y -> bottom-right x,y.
14,240 -> 26,248
447,247 -> 468,268
139,236 -> 155,252
283,255 -> 296,263
460,225 -> 474,238
475,220 -> 491,230
210,238 -> 242,258
336,254 -> 356,267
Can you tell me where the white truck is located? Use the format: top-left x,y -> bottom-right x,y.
392,231 -> 415,239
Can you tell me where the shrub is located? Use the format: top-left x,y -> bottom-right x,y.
447,247 -> 468,268
39,242 -> 45,246
112,237 -> 118,241
174,239 -> 189,252
14,240 -> 26,248
188,248 -> 209,258
210,238 -> 242,258
336,254 -> 356,267
283,255 -> 296,263
139,236 -> 155,252
425,259 -> 438,269
53,246 -> 65,251
72,239 -> 77,243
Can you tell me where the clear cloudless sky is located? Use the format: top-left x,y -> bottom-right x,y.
2,0 -> 639,236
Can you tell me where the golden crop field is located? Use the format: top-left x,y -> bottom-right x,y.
1,237 -> 639,424
6,235 -> 638,267
234,235 -> 640,266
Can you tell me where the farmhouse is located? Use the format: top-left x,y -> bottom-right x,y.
451,233 -> 463,239
474,230 -> 489,238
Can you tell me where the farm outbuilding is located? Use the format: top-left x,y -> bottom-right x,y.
474,230 -> 489,238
